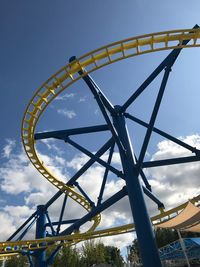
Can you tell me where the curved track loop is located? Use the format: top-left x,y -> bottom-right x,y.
1,193 -> 200,255
1,28 -> 200,257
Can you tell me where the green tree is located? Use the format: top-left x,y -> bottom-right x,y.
128,239 -> 140,264
81,240 -> 105,267
50,246 -> 81,267
4,254 -> 28,267
104,245 -> 124,267
155,228 -> 178,248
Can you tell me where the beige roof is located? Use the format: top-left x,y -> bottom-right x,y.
157,202 -> 200,231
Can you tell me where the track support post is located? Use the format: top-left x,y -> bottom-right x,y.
35,205 -> 47,267
112,105 -> 162,267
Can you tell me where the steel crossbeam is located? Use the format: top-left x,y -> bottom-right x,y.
4,26 -> 200,267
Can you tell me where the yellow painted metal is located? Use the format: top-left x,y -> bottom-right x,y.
0,193 -> 200,256
9,27 -> 199,258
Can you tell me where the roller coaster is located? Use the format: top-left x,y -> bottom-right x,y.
1,25 -> 200,267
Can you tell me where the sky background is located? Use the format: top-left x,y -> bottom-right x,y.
1,0 -> 200,258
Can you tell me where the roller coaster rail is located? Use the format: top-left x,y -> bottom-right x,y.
1,25 -> 200,267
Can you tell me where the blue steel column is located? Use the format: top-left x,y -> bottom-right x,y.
35,205 -> 46,267
112,106 -> 162,267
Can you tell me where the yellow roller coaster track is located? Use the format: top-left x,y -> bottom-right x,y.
1,27 -> 200,258
1,193 -> 200,256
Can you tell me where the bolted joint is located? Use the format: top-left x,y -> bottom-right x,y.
69,56 -> 77,63
195,149 -> 200,157
165,65 -> 172,72
64,136 -> 70,143
36,205 -> 46,216
158,204 -> 165,213
113,105 -> 123,115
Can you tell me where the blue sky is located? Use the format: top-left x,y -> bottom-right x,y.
1,0 -> 200,253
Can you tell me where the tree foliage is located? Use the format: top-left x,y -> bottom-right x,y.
3,240 -> 124,267
51,246 -> 81,267
79,240 -> 124,267
48,240 -> 123,267
104,245 -> 124,267
81,240 -> 106,266
4,254 -> 29,267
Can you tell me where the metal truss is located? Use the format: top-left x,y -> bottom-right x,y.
159,238 -> 200,261
1,26 -> 200,267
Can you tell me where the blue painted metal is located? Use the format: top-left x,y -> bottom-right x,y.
65,137 -> 123,178
45,211 -> 56,236
125,113 -> 200,154
97,142 -> 115,206
7,27 -> 200,267
35,124 -> 109,140
74,181 -> 95,206
7,213 -> 37,241
35,205 -> 47,267
143,187 -> 164,209
134,154 -> 152,191
69,56 -> 115,115
159,238 -> 200,261
17,217 -> 37,241
60,187 -> 127,236
136,64 -> 172,170
46,219 -> 79,227
112,105 -> 162,267
27,254 -> 34,267
73,60 -> 126,153
46,245 -> 62,266
121,33 -> 192,113
67,138 -> 115,186
56,195 -> 68,234
143,155 -> 200,168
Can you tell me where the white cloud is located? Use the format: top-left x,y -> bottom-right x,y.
40,139 -> 63,155
57,109 -> 76,119
1,139 -> 16,158
0,134 -> 200,252
55,93 -> 75,101
66,153 -> 89,170
0,212 -> 16,241
147,134 -> 200,210
4,205 -> 34,221
100,232 -> 134,250
79,96 -> 87,102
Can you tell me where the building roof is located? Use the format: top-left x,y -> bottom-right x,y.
159,237 -> 200,260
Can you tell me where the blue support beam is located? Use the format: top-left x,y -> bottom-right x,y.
8,25 -> 200,267
121,30 -> 194,113
35,124 -> 109,140
69,56 -> 115,115
125,113 -> 200,155
74,181 -> 95,207
65,137 -> 123,178
112,105 -> 162,267
143,155 -> 200,168
7,213 -> 37,241
17,217 -> 37,241
35,205 -> 47,267
136,64 -> 172,172
71,56 -> 126,153
67,138 -> 115,186
46,219 -> 79,227
45,211 -> 56,236
56,195 -> 68,234
97,142 -> 115,206
59,187 -> 127,236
